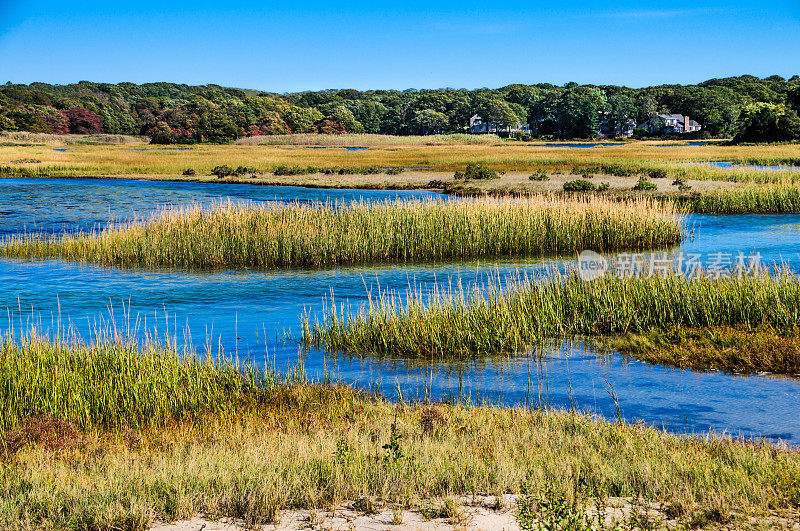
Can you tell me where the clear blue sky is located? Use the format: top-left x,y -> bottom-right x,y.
1,0 -> 798,93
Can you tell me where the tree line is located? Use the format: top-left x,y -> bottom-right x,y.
0,75 -> 798,143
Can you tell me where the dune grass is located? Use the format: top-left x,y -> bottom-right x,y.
0,196 -> 684,269
1,332 -> 799,529
302,271 -> 800,372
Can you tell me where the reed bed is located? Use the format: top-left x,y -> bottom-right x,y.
0,196 -> 684,269
0,331 -> 274,432
690,185 -> 800,214
303,271 -> 800,360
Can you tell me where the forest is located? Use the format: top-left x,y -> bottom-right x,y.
0,75 -> 798,143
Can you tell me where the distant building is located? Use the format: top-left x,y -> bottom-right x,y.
598,112 -> 636,138
638,114 -> 702,135
469,114 -> 531,135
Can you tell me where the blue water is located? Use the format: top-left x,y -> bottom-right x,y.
2,177 -> 800,442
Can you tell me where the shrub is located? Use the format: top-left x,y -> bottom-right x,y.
648,168 -> 668,179
385,167 -> 404,175
453,163 -> 498,180
633,177 -> 657,191
359,166 -> 381,175
211,165 -> 234,178
182,168 -> 196,176
235,166 -> 257,176
529,169 -> 549,181
563,179 -> 597,192
598,182 -> 610,192
673,177 -> 692,191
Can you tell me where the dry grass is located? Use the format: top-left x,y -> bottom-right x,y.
0,131 -> 147,145
234,133 -> 505,146
1,354 -> 799,529
1,196 -> 683,269
1,140 -> 799,186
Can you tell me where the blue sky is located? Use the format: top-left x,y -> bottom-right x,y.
0,0 -> 798,92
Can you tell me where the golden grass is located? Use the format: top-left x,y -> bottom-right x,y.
1,140 -> 799,186
1,333 -> 799,529
0,196 -> 684,269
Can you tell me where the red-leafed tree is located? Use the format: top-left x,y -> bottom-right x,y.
61,107 -> 103,134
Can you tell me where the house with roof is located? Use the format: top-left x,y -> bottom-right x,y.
598,112 -> 636,138
638,114 -> 702,135
469,114 -> 530,135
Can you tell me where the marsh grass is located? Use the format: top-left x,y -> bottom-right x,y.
2,333 -> 800,529
2,140 -> 800,187
0,131 -> 147,145
690,185 -> 800,214
599,326 -> 800,375
234,133 -> 505,146
0,196 -> 683,269
0,330 -> 277,433
303,271 -> 800,363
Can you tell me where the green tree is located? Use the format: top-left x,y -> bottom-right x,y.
733,102 -> 800,143
410,109 -> 448,134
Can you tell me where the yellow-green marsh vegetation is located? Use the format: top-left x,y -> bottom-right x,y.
1,332 -> 799,529
2,137 -> 800,186
0,196 -> 683,269
303,272 -> 800,373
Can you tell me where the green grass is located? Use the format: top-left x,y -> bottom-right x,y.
689,185 -> 800,214
0,331 -> 277,432
0,196 -> 683,269
302,272 -> 800,369
1,332 -> 799,529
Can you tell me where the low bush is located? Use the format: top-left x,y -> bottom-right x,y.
211,165 -> 234,178
633,177 -> 658,191
453,163 -> 498,180
563,179 -> 596,192
529,169 -> 549,181
182,168 -> 196,176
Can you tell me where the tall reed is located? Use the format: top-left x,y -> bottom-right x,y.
0,330 -> 274,431
690,185 -> 800,214
1,196 -> 684,269
303,271 -> 800,358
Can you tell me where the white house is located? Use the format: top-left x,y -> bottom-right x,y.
469,114 -> 530,135
638,114 -> 702,135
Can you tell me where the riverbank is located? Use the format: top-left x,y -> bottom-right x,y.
2,334 -> 799,530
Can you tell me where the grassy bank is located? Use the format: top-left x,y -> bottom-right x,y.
0,196 -> 683,269
302,272 -> 800,374
1,333 -> 799,529
600,326 -> 800,375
